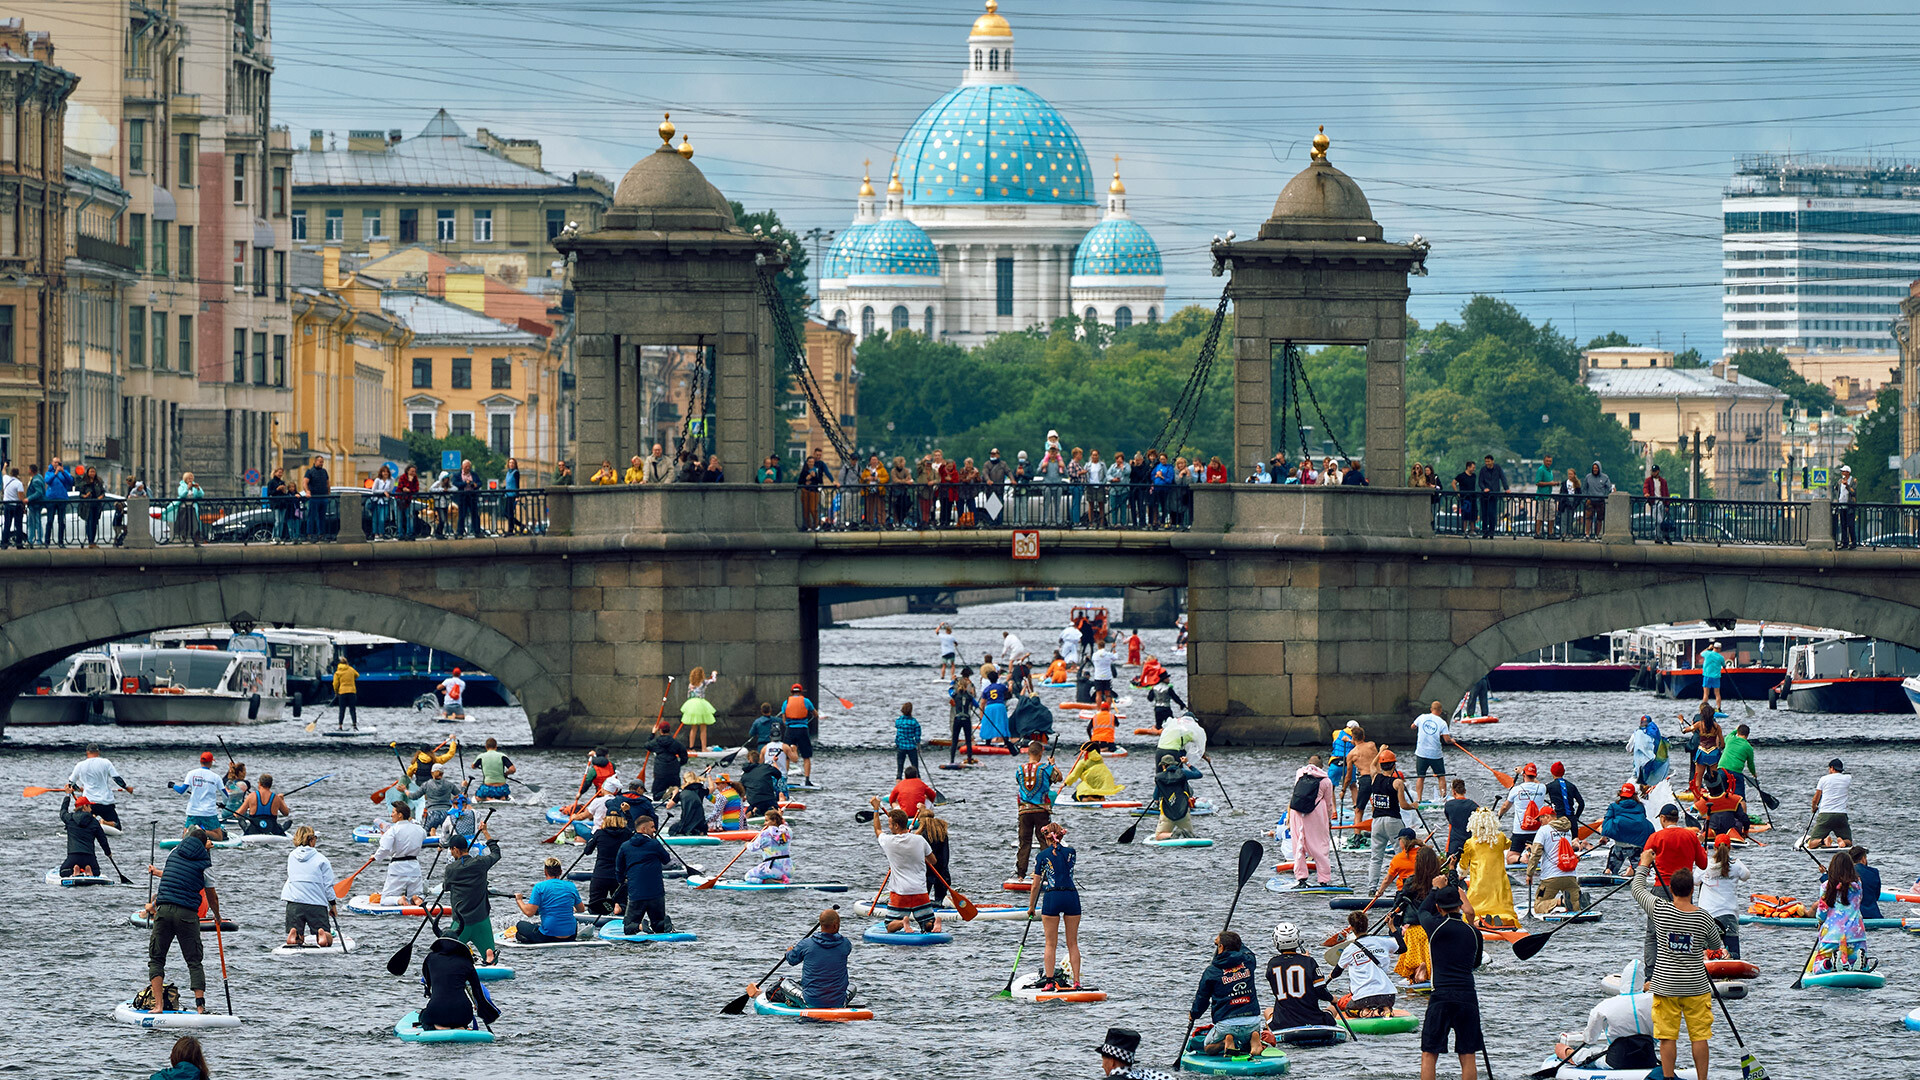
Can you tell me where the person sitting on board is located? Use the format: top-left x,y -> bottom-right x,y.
1691,766 -> 1750,845
1326,910 -> 1397,1017
643,720 -> 689,803
667,779 -> 709,836
1587,783 -> 1654,876
511,856 -> 584,944
1151,754 -> 1204,842
408,765 -> 459,833
372,801 -> 427,907
708,777 -> 747,831
59,793 -> 110,879
1263,922 -> 1337,1031
279,825 -> 336,948
418,936 -> 499,1031
436,668 -> 468,719
1551,959 -> 1657,1071
1045,652 -> 1071,686
1807,849 -> 1873,976
1084,701 -> 1119,753
1525,814 -> 1583,915
469,738 -> 516,801
443,824 -> 501,964
1188,929 -> 1266,1056
866,799 -> 943,934
1063,746 -> 1123,801
749,907 -> 851,1009
1095,1026 -> 1178,1080
173,751 -> 226,841
232,773 -> 289,837
614,813 -> 674,935
742,808 -> 794,885
741,757 -> 782,819
139,826 -> 221,1014
1848,845 -> 1883,921
220,762 -> 250,821
581,811 -> 633,916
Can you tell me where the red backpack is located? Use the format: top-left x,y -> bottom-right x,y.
1555,834 -> 1580,872
1521,799 -> 1545,832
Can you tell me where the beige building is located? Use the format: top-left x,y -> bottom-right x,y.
1893,283 -> 1920,474
292,111 -> 612,286
1780,346 -> 1896,415
62,149 -> 131,474
383,291 -> 561,478
287,246 -> 411,484
788,320 -> 856,466
1583,348 -> 1787,499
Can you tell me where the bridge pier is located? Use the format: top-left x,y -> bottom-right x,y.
1122,585 -> 1180,629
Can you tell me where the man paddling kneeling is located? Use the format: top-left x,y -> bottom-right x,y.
748,907 -> 852,1010
866,799 -> 943,934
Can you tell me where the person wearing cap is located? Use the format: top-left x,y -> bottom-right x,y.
1367,827 -> 1422,903
1592,782 -> 1655,875
1639,802 -> 1708,975
1834,462 -> 1857,548
1495,763 -> 1549,865
280,825 -> 337,948
1095,1026 -> 1177,1080
173,751 -> 227,840
436,667 -> 468,718
1698,640 -> 1727,715
443,820 -> 501,963
1150,751 -> 1203,842
1409,700 -> 1457,804
1358,749 -> 1412,891
58,791 -> 112,879
1809,758 -> 1852,848
68,743 -> 133,828
1417,878 -> 1485,1080
782,683 -> 818,787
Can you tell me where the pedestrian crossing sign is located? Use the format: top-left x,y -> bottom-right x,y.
1903,480 -> 1920,505
1809,468 -> 1829,489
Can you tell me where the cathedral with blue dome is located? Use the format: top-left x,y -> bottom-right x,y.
818,1 -> 1166,346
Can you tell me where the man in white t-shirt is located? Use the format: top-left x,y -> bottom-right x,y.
1330,910 -> 1398,1017
1090,644 -> 1116,703
438,669 -> 468,718
1000,631 -> 1024,666
68,744 -> 133,827
866,797 -> 942,934
761,741 -> 789,775
1809,758 -> 1852,848
1497,763 -> 1550,865
1408,701 -> 1455,804
937,624 -> 958,679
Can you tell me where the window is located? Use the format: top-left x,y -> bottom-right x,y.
989,48 -> 999,71
177,133 -> 194,185
178,315 -> 193,374
973,49 -> 982,70
324,208 -> 343,241
398,208 -> 418,243
1,110 -> 12,163
891,305 -> 910,332
232,153 -> 247,204
995,256 -> 1014,316
546,208 -> 564,241
232,241 -> 245,287
361,208 -> 380,240
1084,306 -> 1098,323
151,311 -> 167,370
472,208 -> 493,242
129,306 -> 146,366
0,417 -> 10,462
152,222 -> 168,274
129,214 -> 146,272
412,357 -> 433,388
436,209 -> 455,241
232,328 -> 246,382
178,225 -> 193,280
272,334 -> 286,386
253,248 -> 267,296
1147,306 -> 1159,324
1115,306 -> 1132,332
451,357 -> 471,389
860,306 -> 875,337
490,413 -> 512,456
450,412 -> 473,439
1627,412 -> 1641,430
924,306 -> 934,337
271,166 -> 286,216
491,357 -> 511,389
129,119 -> 147,173
290,210 -> 306,241
274,250 -> 286,300
252,332 -> 267,384
410,412 -> 434,436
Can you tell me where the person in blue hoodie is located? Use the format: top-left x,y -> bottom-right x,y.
613,814 -> 674,935
750,907 -> 852,1009
1189,930 -> 1264,1055
42,458 -> 70,546
1589,783 -> 1655,875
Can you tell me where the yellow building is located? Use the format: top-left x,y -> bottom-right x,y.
788,320 -> 857,467
0,20 -> 76,467
288,246 -> 411,484
1582,348 -> 1787,499
382,291 -> 562,477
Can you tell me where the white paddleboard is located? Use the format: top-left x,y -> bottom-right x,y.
271,935 -> 357,956
46,868 -> 114,887
114,1001 -> 241,1029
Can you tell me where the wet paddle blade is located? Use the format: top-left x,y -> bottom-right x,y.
1235,838 -> 1263,888
386,942 -> 415,977
720,992 -> 751,1015
1115,819 -> 1140,845
853,810 -> 876,824
22,785 -> 61,797
333,856 -> 375,900
1742,1051 -> 1767,1079
1511,931 -> 1552,961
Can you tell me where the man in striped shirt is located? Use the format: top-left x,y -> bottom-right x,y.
1632,850 -> 1722,1080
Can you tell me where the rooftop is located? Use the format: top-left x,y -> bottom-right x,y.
380,292 -> 542,345
295,109 -> 599,192
1584,367 -> 1787,400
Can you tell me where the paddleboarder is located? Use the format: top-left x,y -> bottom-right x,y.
444,826 -> 501,964
614,814 -> 674,935
139,827 -> 221,1015
1461,808 -> 1518,930
1264,923 -> 1337,1030
580,811 -> 632,915
1632,850 -> 1720,1080
174,751 -> 226,841
1062,747 -> 1122,801
67,744 -> 132,828
279,826 -> 336,949
1328,721 -> 1358,802
1027,821 -> 1084,990
1285,754 -> 1334,887
782,684 -> 819,788
1329,910 -> 1398,1017
748,907 -> 851,1009
469,738 -> 515,801
742,808 -> 793,884
1014,741 -> 1060,878
372,802 -> 428,906
1409,701 -> 1456,804
510,856 -> 584,944
417,936 -> 499,1032
866,799 -> 943,934
946,667 -> 979,765
1808,758 -> 1852,849
1416,882 -> 1485,1080
1151,753 -> 1203,842
1806,849 -> 1873,977
1552,960 -> 1657,1070
1188,930 -> 1265,1056
436,668 -> 468,720
1358,750 -> 1411,891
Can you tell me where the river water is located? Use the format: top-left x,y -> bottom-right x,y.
3,599 -> 1912,1078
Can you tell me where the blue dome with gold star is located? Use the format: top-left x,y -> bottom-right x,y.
894,84 -> 1095,206
842,218 -> 941,277
821,222 -> 873,279
1073,217 -> 1161,276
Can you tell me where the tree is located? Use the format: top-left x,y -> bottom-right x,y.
729,201 -> 809,343
1671,347 -> 1704,370
1727,348 -> 1836,415
404,431 -> 503,481
1586,331 -> 1633,349
1842,385 -> 1900,501
1650,448 -> 1710,500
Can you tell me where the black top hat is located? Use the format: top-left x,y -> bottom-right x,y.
1098,1027 -> 1142,1064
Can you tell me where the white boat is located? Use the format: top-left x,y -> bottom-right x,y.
1783,636 -> 1920,713
1902,675 -> 1920,716
109,644 -> 287,726
150,626 -> 335,709
8,652 -> 115,726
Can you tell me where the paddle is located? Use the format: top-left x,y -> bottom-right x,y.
925,864 -> 978,921
280,774 -> 334,799
332,856 -> 377,900
720,905 -> 839,1015
1708,971 -> 1766,1077
819,685 -> 854,711
635,675 -> 677,786
693,839 -> 754,890
372,737 -> 451,803
1171,839 -> 1264,1071
146,824 -> 156,907
862,869 -> 891,916
385,881 -> 453,976
1453,744 -> 1515,789
994,880 -> 1046,998
1117,797 -> 1162,845
210,897 -> 234,1014
1512,876 -> 1637,961
22,785 -> 68,797
1202,755 -> 1234,811
506,775 -> 543,795
102,846 -> 134,886
1739,774 -> 1782,812
216,735 -> 236,766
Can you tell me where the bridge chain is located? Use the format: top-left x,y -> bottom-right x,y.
756,264 -> 857,467
1152,286 -> 1232,458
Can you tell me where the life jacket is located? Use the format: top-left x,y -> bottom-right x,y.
1555,834 -> 1580,872
592,759 -> 616,790
1748,894 -> 1807,918
1089,708 -> 1116,743
783,695 -> 810,722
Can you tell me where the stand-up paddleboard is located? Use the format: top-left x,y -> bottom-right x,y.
129,911 -> 237,932
1329,898 -> 1373,912
596,925 -> 697,944
353,824 -> 443,846
1799,968 -> 1885,989
1528,905 -> 1602,923
160,837 -> 242,850
475,966 -> 513,982
662,835 -> 722,847
1011,970 -> 1108,1003
938,905 -> 1034,922
1178,1047 -> 1291,1075
684,876 -> 850,893
1145,837 -> 1214,848
496,925 -> 610,949
926,740 -> 1012,755
345,894 -> 450,917
1003,879 -> 1033,892
1473,920 -> 1526,942
541,808 -> 592,839
46,868 -> 114,887
862,921 -> 952,946
1132,800 -> 1214,818
1741,914 -> 1902,929
271,934 -> 357,956
394,1011 -> 493,1043
1537,1048 -> 1699,1079
690,746 -> 746,761
1056,799 -> 1143,810
1705,959 -> 1758,980
1905,1005 -> 1920,1032
1264,878 -> 1353,895
321,727 -> 378,738
471,794 -> 539,806
751,992 -> 872,1022
703,830 -> 760,843
239,831 -> 293,845
1342,1009 -> 1419,1035
114,1002 -> 241,1029
1272,1024 -> 1350,1047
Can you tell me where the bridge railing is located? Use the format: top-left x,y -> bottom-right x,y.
1628,496 -> 1806,546
1849,502 -> 1920,549
138,489 -> 550,546
1429,491 -> 1607,540
798,482 -> 1192,531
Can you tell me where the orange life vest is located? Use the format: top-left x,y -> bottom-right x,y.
1089,708 -> 1117,743
784,694 -> 810,720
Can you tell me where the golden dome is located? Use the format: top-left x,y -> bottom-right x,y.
1310,125 -> 1330,162
1109,154 -> 1126,194
971,0 -> 1011,37
658,112 -> 675,146
859,159 -> 875,198
677,134 -> 693,160
887,161 -> 904,195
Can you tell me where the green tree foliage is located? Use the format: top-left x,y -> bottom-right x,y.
1726,348 -> 1836,415
1671,347 -> 1704,370
404,431 -> 503,480
1650,448 -> 1711,500
729,201 -> 809,342
1842,385 -> 1900,501
1585,331 -> 1633,349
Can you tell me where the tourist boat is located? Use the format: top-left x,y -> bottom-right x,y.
1622,621 -> 1845,702
1488,636 -> 1635,693
151,626 -> 335,708
109,641 -> 288,726
1784,636 -> 1920,713
8,652 -> 116,725
325,632 -> 512,707
1902,675 -> 1920,716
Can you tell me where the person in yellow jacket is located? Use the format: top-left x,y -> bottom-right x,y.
1461,806 -> 1519,929
1062,747 -> 1123,801
860,455 -> 889,527
623,455 -> 645,484
333,659 -> 361,730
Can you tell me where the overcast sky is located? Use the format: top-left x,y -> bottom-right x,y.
273,0 -> 1920,353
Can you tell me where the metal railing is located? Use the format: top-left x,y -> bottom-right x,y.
1629,496 -> 1806,546
798,482 -> 1193,531
136,490 -> 551,547
386,489 -> 548,540
1430,491 -> 1607,540
1848,502 -> 1920,549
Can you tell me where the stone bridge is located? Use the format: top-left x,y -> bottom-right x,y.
1,485 -> 1913,746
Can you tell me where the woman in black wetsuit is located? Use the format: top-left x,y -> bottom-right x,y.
419,937 -> 499,1030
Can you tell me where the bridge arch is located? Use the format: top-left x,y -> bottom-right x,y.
0,574 -> 568,739
1416,573 -> 1920,709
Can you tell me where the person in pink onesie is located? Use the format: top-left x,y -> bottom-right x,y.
1288,755 -> 1336,886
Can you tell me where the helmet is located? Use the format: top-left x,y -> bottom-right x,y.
1272,922 -> 1301,952
1377,749 -> 1396,765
